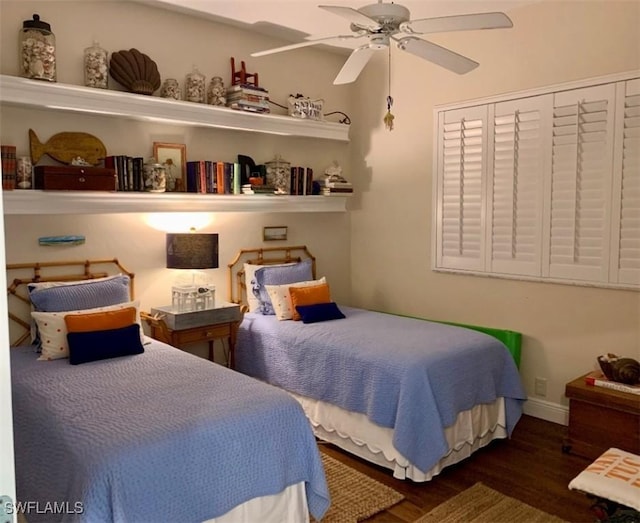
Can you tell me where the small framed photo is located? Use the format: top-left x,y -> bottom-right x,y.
263,226 -> 288,241
153,142 -> 187,192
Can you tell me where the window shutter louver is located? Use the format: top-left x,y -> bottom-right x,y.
547,84 -> 616,283
611,79 -> 640,285
489,96 -> 551,276
436,106 -> 487,271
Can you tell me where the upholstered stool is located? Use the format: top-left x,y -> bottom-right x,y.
569,448 -> 640,521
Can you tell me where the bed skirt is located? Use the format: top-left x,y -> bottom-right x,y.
291,392 -> 507,482
206,482 -> 308,523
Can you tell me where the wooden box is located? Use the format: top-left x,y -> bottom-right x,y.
34,165 -> 117,191
563,373 -> 640,460
150,302 -> 242,330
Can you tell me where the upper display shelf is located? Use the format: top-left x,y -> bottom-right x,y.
0,75 -> 350,142
2,190 -> 348,215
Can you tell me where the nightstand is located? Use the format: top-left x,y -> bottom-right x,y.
142,303 -> 242,367
563,373 -> 640,460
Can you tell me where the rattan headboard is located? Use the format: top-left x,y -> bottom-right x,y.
6,258 -> 134,347
227,246 -> 316,309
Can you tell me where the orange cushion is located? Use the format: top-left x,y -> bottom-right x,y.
289,283 -> 331,321
64,307 -> 137,333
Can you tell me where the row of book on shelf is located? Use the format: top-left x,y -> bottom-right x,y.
102,156 -> 323,195
193,163 -> 317,195
584,370 -> 640,395
1,145 -> 16,190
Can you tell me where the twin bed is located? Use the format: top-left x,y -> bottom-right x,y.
8,249 -> 526,522
7,259 -> 329,523
228,246 -> 527,482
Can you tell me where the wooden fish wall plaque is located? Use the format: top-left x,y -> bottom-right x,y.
29,129 -> 106,166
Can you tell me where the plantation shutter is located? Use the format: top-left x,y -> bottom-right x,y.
435,105 -> 487,271
610,78 -> 640,285
488,95 -> 552,276
546,84 -> 616,283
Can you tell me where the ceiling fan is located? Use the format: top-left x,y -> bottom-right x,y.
251,1 -> 513,85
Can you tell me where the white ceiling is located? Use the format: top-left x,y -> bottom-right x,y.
141,0 -> 539,54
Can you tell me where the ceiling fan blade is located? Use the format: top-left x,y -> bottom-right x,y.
402,12 -> 513,35
251,35 -> 347,57
333,45 -> 376,85
319,5 -> 381,30
396,37 -> 479,74
305,33 -> 365,42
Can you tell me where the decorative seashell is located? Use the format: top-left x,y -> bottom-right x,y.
109,48 -> 161,95
597,353 -> 618,381
611,358 -> 640,385
598,354 -> 640,385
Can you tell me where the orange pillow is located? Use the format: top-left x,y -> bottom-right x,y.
64,307 -> 137,333
289,283 -> 331,321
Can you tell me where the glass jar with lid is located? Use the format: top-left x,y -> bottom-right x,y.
161,78 -> 181,100
185,67 -> 205,103
20,14 -> 56,82
143,159 -> 167,193
265,155 -> 291,195
83,41 -> 108,89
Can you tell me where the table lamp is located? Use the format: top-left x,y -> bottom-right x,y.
166,232 -> 218,312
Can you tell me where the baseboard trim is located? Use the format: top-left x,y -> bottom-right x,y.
523,397 -> 569,426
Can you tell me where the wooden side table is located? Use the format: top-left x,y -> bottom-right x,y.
142,304 -> 242,367
563,373 -> 640,460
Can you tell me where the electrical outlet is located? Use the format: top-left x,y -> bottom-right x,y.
534,377 -> 547,397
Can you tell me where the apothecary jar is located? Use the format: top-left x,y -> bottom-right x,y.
185,67 -> 205,103
161,78 -> 181,100
143,160 -> 167,193
20,14 -> 56,82
84,41 -> 108,89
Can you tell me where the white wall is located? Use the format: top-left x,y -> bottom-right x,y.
348,0 -> 640,422
0,0 -> 354,354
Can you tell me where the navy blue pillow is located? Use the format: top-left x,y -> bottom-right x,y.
67,324 -> 144,365
295,302 -> 345,324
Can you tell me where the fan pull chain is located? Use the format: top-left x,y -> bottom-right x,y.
384,47 -> 394,131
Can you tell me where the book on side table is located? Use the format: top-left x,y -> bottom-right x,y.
584,371 -> 640,395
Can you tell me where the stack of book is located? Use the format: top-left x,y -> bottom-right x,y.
1,144 -> 16,190
322,179 -> 353,196
584,371 -> 640,395
242,184 -> 276,195
226,84 -> 270,114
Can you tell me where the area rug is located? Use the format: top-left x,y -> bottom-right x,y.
314,451 -> 404,523
413,482 -> 566,523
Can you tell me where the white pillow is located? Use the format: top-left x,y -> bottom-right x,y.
568,448 -> 640,511
265,278 -> 327,321
244,262 -> 294,313
32,300 -> 142,361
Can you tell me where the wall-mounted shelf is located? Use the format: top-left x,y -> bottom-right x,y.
2,190 -> 348,215
0,75 -> 350,142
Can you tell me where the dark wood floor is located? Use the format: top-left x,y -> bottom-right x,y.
322,415 -> 597,523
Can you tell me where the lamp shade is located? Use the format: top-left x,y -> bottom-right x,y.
166,233 -> 219,269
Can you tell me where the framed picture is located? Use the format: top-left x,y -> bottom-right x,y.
153,142 -> 187,192
263,226 -> 288,241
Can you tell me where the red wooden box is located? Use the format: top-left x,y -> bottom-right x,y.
34,165 -> 117,191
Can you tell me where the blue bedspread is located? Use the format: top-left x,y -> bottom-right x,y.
236,306 -> 527,474
10,340 -> 329,523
